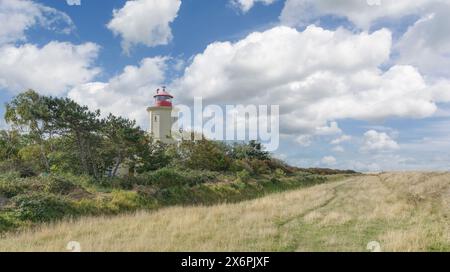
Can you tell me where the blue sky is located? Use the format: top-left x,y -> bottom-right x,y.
1,0 -> 450,172
34,0 -> 285,77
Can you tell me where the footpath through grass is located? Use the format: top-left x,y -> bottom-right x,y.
0,172 -> 448,252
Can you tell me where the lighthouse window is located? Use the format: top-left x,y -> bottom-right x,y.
156,96 -> 171,102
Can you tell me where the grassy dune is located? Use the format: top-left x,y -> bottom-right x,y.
0,172 -> 449,252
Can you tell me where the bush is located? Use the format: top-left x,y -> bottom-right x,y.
175,139 -> 232,171
0,161 -> 37,178
0,161 -> 17,174
96,176 -> 134,189
0,181 -> 24,198
275,168 -> 286,178
230,159 -> 254,174
19,165 -> 37,178
266,158 -> 294,174
247,159 -> 270,175
136,168 -> 218,189
142,168 -> 185,188
230,141 -> 270,160
44,176 -> 79,195
236,169 -> 251,182
108,190 -> 145,211
71,190 -> 154,216
184,169 -> 218,185
12,193 -> 73,222
293,173 -> 327,185
0,213 -> 18,233
0,175 -> 29,198
296,168 -> 358,175
0,173 -> 95,200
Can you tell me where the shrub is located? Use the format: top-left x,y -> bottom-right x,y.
0,176 -> 28,198
266,158 -> 294,174
71,199 -> 103,216
184,169 -> 218,185
108,190 -> 143,211
44,176 -> 78,195
230,141 -> 270,160
230,159 -> 254,174
293,173 -> 327,185
275,168 -> 286,178
236,169 -> 251,182
18,165 -> 37,178
247,159 -> 270,175
143,168 -> 185,188
175,139 -> 232,171
296,168 -> 358,175
95,176 -> 134,189
0,213 -> 18,233
0,161 -> 37,178
0,173 -> 96,200
0,161 -> 17,174
12,193 -> 73,222
136,168 -> 218,189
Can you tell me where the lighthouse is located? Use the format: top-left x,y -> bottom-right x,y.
147,87 -> 176,143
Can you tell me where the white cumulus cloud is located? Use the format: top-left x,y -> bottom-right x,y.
279,0 -> 450,79
396,2 -> 450,77
173,25 -> 439,137
361,130 -> 399,152
66,0 -> 81,6
230,0 -> 277,13
0,41 -> 100,95
332,146 -> 345,153
295,135 -> 313,147
0,0 -> 75,45
107,0 -> 181,53
280,0 -> 435,30
68,57 -> 167,126
331,135 -> 352,145
321,156 -> 337,166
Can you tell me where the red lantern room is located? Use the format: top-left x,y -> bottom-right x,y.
154,86 -> 173,107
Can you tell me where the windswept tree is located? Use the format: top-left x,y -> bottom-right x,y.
138,138 -> 172,172
102,114 -> 146,176
176,139 -> 232,171
44,96 -> 103,178
5,90 -> 52,172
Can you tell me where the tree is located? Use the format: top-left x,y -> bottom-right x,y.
137,139 -> 172,172
175,139 -> 232,171
46,135 -> 82,174
5,90 -> 51,171
44,96 -> 103,178
102,114 -> 146,176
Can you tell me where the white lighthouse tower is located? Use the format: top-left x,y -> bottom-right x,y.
147,87 -> 175,143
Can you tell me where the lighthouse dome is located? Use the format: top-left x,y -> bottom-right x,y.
153,87 -> 173,107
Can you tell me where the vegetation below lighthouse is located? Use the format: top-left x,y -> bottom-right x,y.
0,90 -> 356,233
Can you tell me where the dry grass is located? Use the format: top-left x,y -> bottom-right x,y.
0,172 -> 449,252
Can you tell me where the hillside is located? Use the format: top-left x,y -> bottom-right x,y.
0,172 -> 449,252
